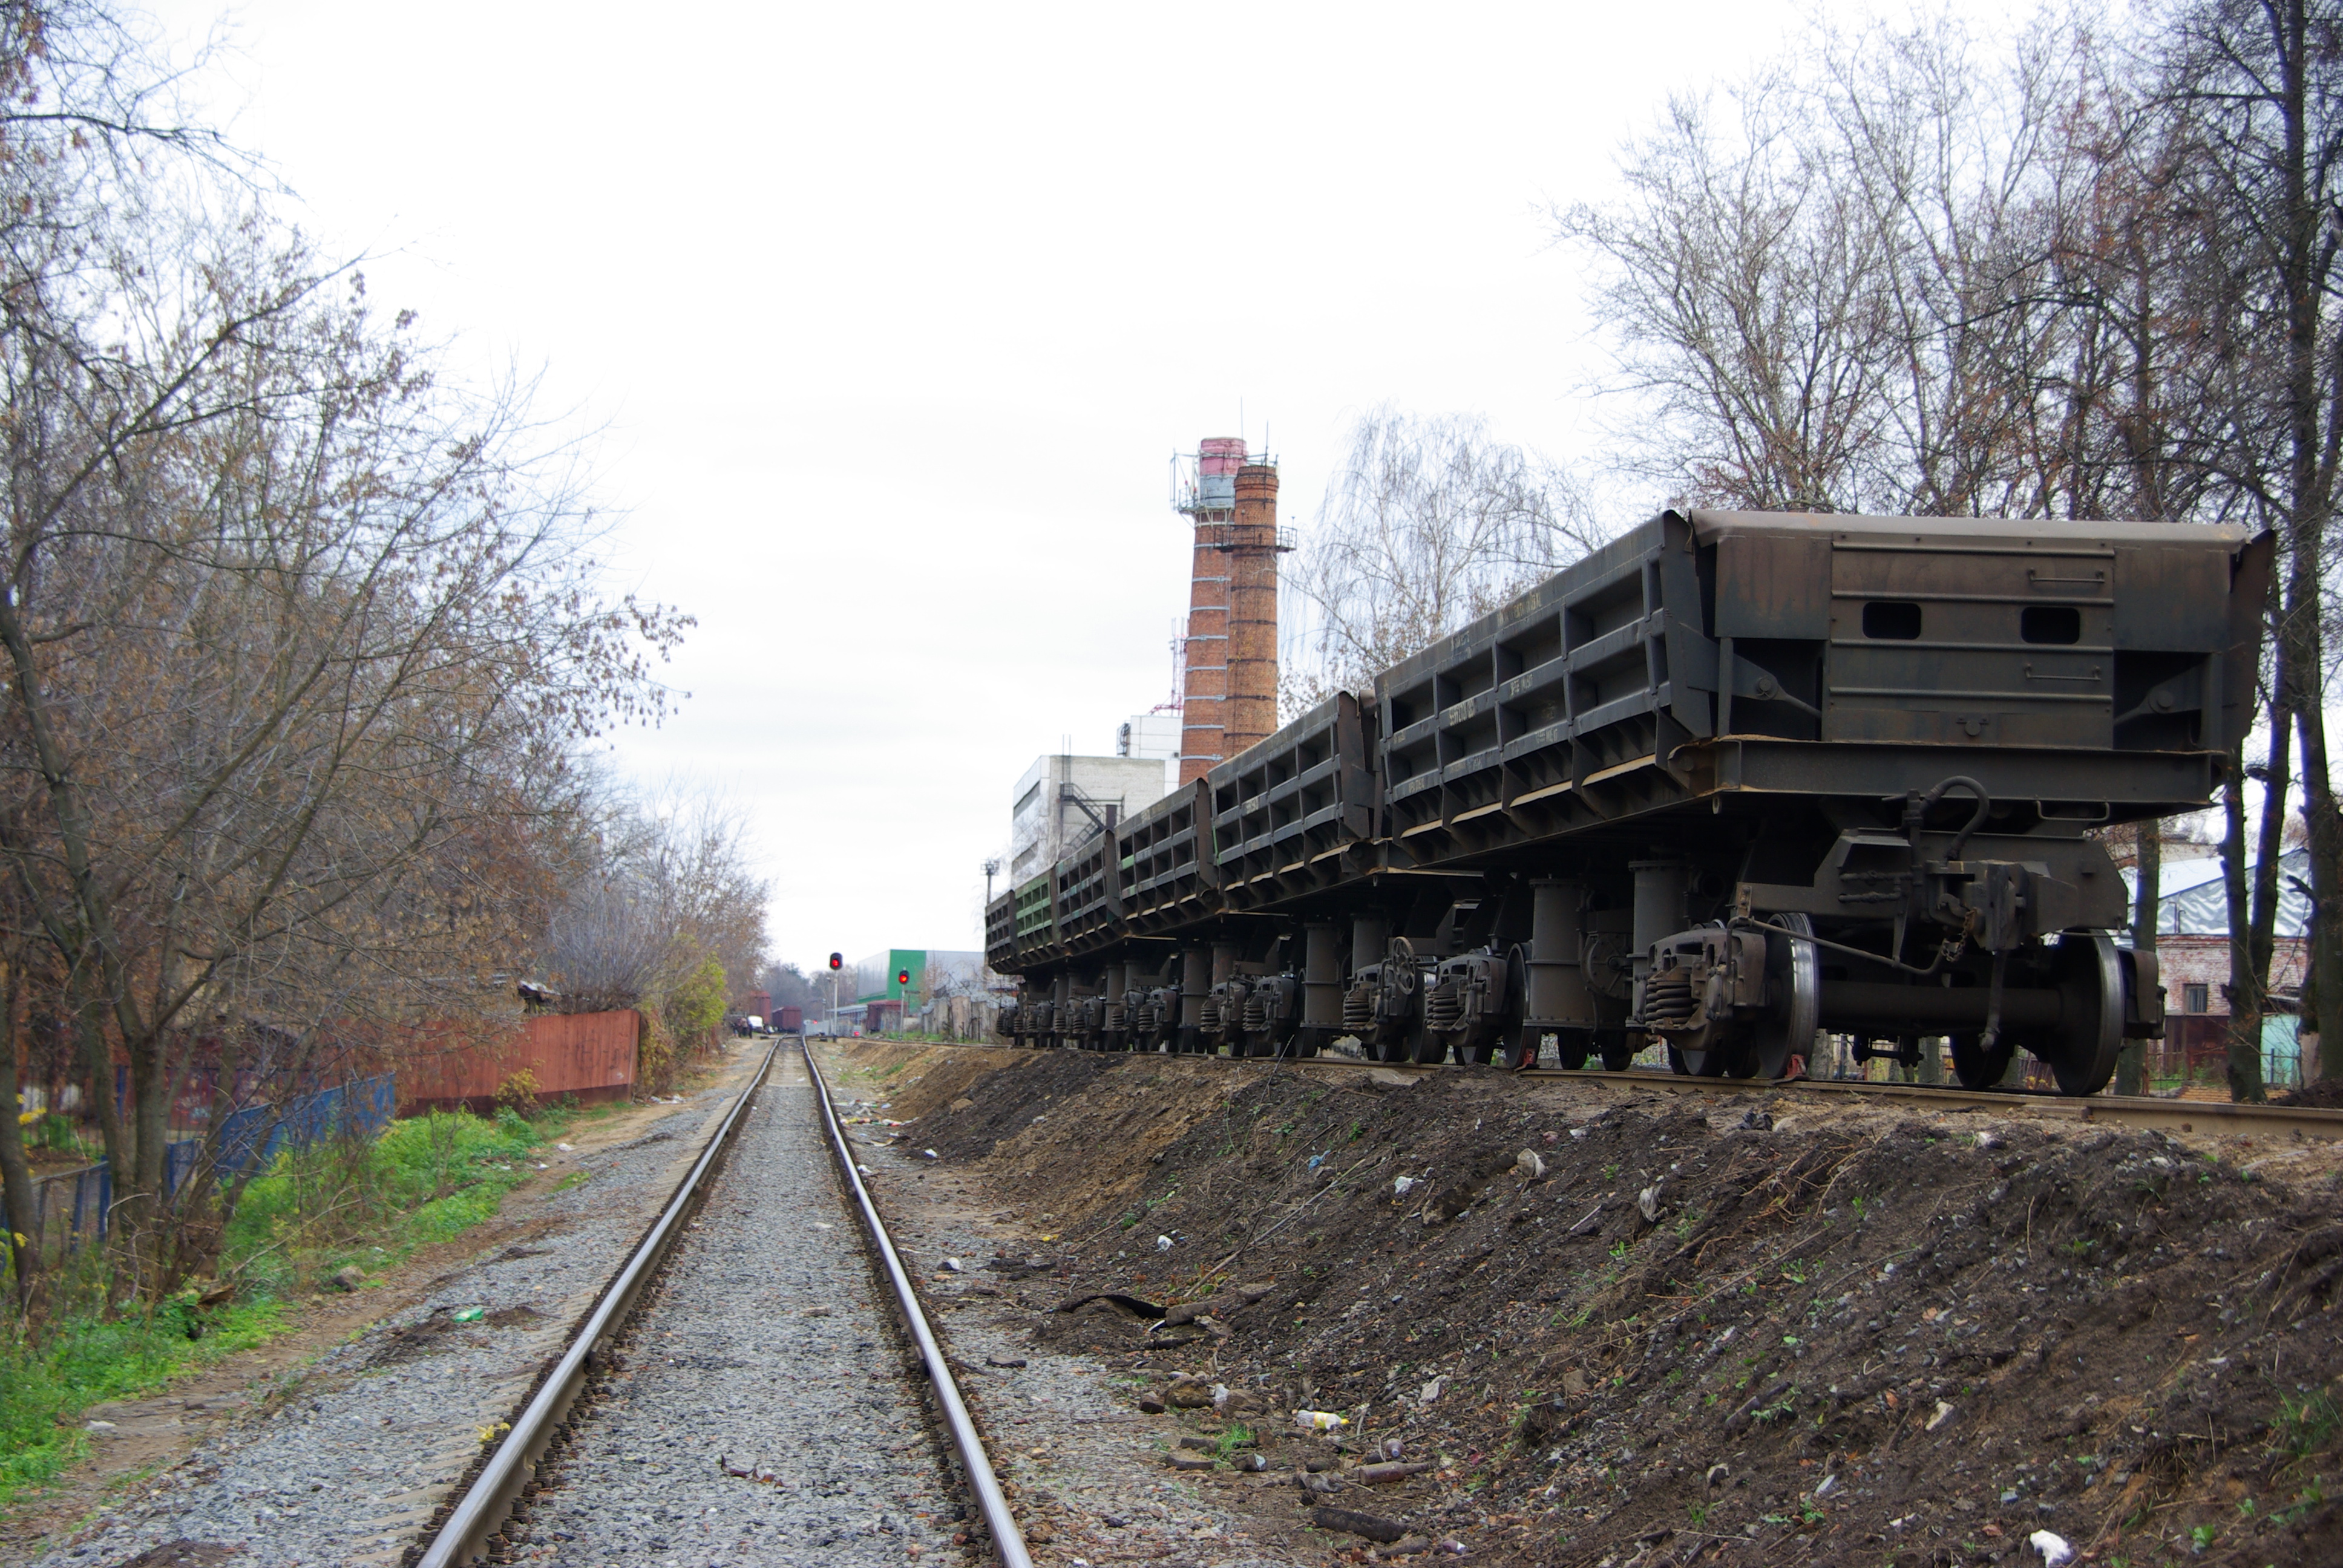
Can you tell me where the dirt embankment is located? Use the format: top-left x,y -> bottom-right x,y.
867,1044 -> 2343,1567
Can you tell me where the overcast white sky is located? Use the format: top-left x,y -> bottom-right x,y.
145,0 -> 2040,974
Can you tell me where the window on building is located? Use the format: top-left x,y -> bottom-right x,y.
2183,982 -> 2209,1014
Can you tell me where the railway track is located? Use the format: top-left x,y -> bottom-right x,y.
863,1034 -> 2343,1144
408,1040 -> 1029,1568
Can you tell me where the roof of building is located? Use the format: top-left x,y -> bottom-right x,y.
2122,846 -> 2311,938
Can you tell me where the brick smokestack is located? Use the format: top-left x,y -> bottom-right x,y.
1176,438 -> 1282,785
1224,461 -> 1281,765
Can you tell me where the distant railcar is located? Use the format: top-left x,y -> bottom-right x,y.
987,509 -> 2270,1096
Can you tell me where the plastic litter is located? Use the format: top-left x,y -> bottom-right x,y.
452,1307 -> 485,1323
1925,1400 -> 1956,1431
1516,1149 -> 1546,1178
1294,1409 -> 1349,1432
1156,1235 -> 1174,1252
1392,1176 -> 1418,1197
2028,1530 -> 2073,1567
1306,1152 -> 1326,1172
940,1257 -> 965,1273
555,1142 -> 574,1151
921,1148 -> 939,1160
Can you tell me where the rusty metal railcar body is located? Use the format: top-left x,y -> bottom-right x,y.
988,509 -> 2272,1094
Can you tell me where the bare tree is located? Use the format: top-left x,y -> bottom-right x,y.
2155,0 -> 2343,1086
0,2 -> 690,1292
1283,408 -> 1607,711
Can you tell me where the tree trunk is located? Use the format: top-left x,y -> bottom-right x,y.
2224,760 -> 2266,1102
0,963 -> 40,1315
2122,821 -> 2160,1096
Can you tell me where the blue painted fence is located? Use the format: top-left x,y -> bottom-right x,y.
26,1074 -> 395,1250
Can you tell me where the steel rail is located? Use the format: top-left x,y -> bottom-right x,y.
871,1034 -> 2343,1142
801,1040 -> 1034,1568
415,1038 -> 781,1568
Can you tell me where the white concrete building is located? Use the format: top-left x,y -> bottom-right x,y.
1117,711 -> 1182,795
1009,752 -> 1170,884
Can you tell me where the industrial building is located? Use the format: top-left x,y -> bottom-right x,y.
1007,752 -> 1172,885
837,948 -> 986,1034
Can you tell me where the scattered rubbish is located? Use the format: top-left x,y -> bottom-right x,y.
535,1162 -> 548,1171
813,1222 -> 833,1230
1294,1409 -> 1350,1432
1569,1126 -> 1588,1139
1975,1129 -> 2007,1151
721,1455 -> 781,1485
1705,1463 -> 1729,1488
855,1164 -> 873,1175
1380,1437 -> 1404,1460
1235,1452 -> 1268,1472
555,1142 -> 574,1151
2028,1530 -> 2073,1566
1311,1504 -> 1405,1544
1926,1400 -> 1957,1432
1392,1176 -> 1418,1197
1814,1473 -> 1839,1500
1637,1183 -> 1666,1223
1357,1461 -> 1434,1484
1540,1129 -> 1559,1145
939,1258 -> 965,1273
452,1307 -> 486,1324
1419,1376 -> 1445,1404
85,1419 -> 116,1431
1306,1153 -> 1326,1172
1516,1149 -> 1546,1179
921,1148 -> 939,1160
1167,1376 -> 1214,1408
1156,1235 -> 1174,1252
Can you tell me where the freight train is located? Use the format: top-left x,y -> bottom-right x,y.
985,508 -> 2271,1097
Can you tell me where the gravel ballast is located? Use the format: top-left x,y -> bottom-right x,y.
500,1049 -> 960,1567
27,1055 -> 765,1568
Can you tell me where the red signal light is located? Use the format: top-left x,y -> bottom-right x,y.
896,969 -> 911,986
828,952 -> 842,971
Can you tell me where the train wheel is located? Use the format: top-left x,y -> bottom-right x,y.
1743,912 -> 1821,1081
2026,932 -> 2125,1096
1950,1032 -> 2014,1088
1412,1031 -> 1450,1065
1598,1031 -> 1634,1072
1555,1031 -> 1592,1070
1498,1029 -> 1540,1070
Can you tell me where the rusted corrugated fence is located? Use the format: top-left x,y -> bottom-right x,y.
396,1010 -> 640,1112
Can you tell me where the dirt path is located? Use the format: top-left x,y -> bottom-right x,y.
830,1040 -> 2343,1568
0,1048 -> 762,1561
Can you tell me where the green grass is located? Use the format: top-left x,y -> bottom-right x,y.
1,1292 -> 284,1506
3,1099 -> 598,1513
224,1105 -> 577,1294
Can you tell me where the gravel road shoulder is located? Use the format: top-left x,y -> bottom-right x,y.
816,1040 -> 1304,1568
